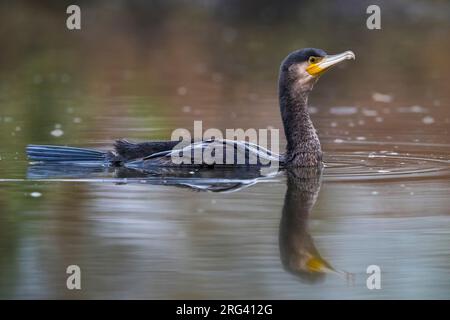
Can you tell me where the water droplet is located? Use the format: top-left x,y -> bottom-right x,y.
329,106 -> 358,115
30,192 -> 42,198
362,109 -> 378,117
177,86 -> 188,95
308,106 -> 318,114
372,92 -> 393,103
411,105 -> 426,113
378,170 -> 390,173
182,106 -> 191,113
422,116 -> 434,124
334,138 -> 344,144
51,129 -> 64,137
397,105 -> 428,113
356,136 -> 366,141
371,191 -> 379,195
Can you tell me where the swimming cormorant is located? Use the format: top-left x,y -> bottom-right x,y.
26,48 -> 355,168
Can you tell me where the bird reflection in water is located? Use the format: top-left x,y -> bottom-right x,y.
280,167 -> 354,284
26,163 -> 353,283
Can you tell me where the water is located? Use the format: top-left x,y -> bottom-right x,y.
1,1 -> 450,299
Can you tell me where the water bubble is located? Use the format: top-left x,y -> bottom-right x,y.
177,86 -> 188,95
422,116 -> 435,124
362,109 -> 378,117
397,105 -> 428,113
308,106 -> 318,114
356,136 -> 366,141
51,129 -> 64,137
182,106 -> 191,113
334,138 -> 344,144
329,106 -> 358,115
371,191 -> 379,195
375,117 -> 384,123
411,105 -> 426,113
30,192 -> 42,198
330,122 -> 338,127
73,117 -> 82,123
378,170 -> 390,173
372,92 -> 393,103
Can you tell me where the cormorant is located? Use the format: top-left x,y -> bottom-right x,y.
26,48 -> 355,168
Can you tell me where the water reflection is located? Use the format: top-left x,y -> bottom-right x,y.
280,167 -> 351,283
26,163 -> 279,192
25,161 -> 353,284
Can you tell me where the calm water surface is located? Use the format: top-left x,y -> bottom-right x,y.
0,1 -> 449,299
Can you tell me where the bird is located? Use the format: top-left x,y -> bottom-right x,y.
26,48 -> 355,169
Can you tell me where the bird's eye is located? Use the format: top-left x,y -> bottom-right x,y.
308,56 -> 318,64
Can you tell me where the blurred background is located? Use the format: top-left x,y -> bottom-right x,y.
0,0 -> 449,299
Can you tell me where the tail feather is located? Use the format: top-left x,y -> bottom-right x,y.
27,145 -> 107,162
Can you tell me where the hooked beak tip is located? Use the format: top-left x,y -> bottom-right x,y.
345,50 -> 356,60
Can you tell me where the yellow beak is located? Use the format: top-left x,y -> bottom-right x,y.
306,50 -> 356,77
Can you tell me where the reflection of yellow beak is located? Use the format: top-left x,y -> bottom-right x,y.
306,256 -> 335,273
306,50 -> 355,77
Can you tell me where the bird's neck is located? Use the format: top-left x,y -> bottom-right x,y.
279,84 -> 322,167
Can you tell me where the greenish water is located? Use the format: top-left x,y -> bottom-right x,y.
1,0 -> 450,299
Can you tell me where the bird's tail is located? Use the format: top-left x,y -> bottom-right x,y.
26,145 -> 108,163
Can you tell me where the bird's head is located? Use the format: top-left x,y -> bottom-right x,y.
280,48 -> 355,93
